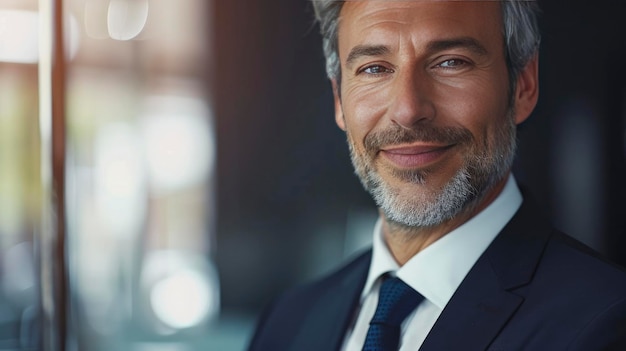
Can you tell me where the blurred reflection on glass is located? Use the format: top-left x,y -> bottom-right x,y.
64,0 -> 218,349
142,250 -> 219,331
0,10 -> 39,63
0,0 -> 258,349
0,1 -> 41,348
107,0 -> 149,41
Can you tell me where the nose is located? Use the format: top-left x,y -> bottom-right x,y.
388,70 -> 435,129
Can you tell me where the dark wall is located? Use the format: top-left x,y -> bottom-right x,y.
213,0 -> 626,314
517,1 -> 626,260
213,0 -> 373,313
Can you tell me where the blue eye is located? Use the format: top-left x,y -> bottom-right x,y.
361,65 -> 393,75
438,59 -> 467,68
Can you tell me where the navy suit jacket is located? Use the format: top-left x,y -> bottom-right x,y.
248,199 -> 626,350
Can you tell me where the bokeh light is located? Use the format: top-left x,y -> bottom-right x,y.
107,0 -> 149,41
150,269 -> 215,329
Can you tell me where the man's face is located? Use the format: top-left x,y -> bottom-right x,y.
334,1 -> 536,228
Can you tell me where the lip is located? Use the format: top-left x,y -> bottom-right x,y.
380,143 -> 454,168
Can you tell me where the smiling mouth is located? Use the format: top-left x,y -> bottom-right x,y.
379,144 -> 455,169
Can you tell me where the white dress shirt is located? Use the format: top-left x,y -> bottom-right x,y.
341,175 -> 523,351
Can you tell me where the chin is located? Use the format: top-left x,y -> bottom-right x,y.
371,168 -> 477,228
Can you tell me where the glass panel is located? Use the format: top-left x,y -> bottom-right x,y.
0,1 -> 41,349
65,0 -> 217,349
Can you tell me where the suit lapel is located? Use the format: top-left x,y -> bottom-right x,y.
289,251 -> 371,351
420,198 -> 553,350
418,257 -> 525,350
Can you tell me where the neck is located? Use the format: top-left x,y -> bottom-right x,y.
382,175 -> 509,266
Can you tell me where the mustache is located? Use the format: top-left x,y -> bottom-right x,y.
363,124 -> 474,152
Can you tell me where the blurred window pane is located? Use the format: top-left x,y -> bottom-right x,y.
65,0 -> 218,349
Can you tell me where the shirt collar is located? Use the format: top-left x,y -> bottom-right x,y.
362,175 -> 523,308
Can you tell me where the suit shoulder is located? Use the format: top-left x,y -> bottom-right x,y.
284,249 -> 371,301
540,230 -> 626,295
247,250 -> 371,351
549,231 -> 626,276
530,232 -> 626,348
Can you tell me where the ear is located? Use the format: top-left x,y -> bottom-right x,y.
512,54 -> 539,125
332,79 -> 346,131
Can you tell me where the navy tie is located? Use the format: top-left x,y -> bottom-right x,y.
362,277 -> 424,351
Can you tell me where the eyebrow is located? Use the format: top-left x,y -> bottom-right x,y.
345,45 -> 391,68
344,37 -> 488,68
426,37 -> 488,57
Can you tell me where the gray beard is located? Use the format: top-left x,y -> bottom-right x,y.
347,112 -> 517,229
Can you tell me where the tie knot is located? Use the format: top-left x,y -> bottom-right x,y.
371,277 -> 423,326
362,277 -> 424,350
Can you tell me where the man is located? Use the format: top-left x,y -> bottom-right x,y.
248,1 -> 626,350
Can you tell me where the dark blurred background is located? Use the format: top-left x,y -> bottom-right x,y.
213,0 -> 626,346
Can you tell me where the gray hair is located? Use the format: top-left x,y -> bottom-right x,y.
311,1 -> 541,89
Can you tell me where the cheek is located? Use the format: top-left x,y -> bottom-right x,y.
342,85 -> 390,139
433,78 -> 509,136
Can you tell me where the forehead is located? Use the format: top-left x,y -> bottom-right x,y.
337,1 -> 504,52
